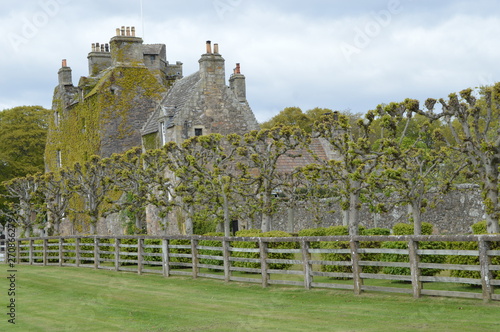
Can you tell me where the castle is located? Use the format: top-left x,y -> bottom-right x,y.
45,26 -> 260,172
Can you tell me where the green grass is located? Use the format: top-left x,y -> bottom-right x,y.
1,265 -> 499,331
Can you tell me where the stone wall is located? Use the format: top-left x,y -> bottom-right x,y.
269,185 -> 484,235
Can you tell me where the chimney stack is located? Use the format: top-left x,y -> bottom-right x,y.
229,62 -> 246,102
58,59 -> 73,85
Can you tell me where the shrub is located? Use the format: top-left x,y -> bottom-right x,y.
231,230 -> 297,271
381,223 -> 445,276
169,239 -> 192,268
319,226 -> 385,275
447,220 -> 500,281
143,239 -> 162,264
262,230 -> 299,270
231,229 -> 262,270
198,232 -> 224,269
298,227 -> 327,249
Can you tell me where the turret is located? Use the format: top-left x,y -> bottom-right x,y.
199,41 -> 225,89
229,63 -> 246,102
110,26 -> 144,67
87,42 -> 111,76
58,59 -> 73,86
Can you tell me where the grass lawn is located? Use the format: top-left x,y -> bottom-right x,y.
1,264 -> 499,331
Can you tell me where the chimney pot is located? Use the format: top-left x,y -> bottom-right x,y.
62,59 -> 67,67
131,26 -> 136,37
213,43 -> 219,54
116,28 -> 120,36
206,40 -> 212,54
91,43 -> 95,52
126,26 -> 131,36
100,44 -> 104,52
96,42 -> 100,52
105,43 -> 109,52
121,26 -> 125,36
235,63 -> 241,74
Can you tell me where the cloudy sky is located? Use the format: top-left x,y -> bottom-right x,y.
1,0 -> 499,122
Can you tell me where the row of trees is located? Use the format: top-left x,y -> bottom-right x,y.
2,83 -> 500,236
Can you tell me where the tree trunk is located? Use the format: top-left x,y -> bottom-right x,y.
409,200 -> 422,235
484,163 -> 500,234
348,191 -> 360,236
222,188 -> 231,237
185,205 -> 193,235
261,193 -> 272,232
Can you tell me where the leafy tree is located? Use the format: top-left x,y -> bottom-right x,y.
376,100 -> 464,234
420,84 -> 500,233
238,126 -> 310,232
1,174 -> 44,237
38,171 -> 73,235
261,107 -> 312,132
63,156 -> 116,234
109,147 -> 152,234
0,106 -> 50,225
313,111 -> 384,235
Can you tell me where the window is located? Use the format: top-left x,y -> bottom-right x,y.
160,121 -> 166,146
195,128 -> 203,137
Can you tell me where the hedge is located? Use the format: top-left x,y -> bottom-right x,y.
319,226 -> 387,275
447,220 -> 500,281
381,223 -> 446,276
231,230 -> 298,270
198,232 -> 224,269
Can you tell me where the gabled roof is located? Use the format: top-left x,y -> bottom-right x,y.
141,71 -> 201,135
276,137 -> 338,173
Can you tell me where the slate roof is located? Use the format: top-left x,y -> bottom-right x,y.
141,71 -> 201,135
142,44 -> 165,55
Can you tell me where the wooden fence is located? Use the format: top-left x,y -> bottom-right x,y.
9,234 -> 500,302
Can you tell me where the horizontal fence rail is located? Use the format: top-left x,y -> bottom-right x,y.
9,234 -> 500,302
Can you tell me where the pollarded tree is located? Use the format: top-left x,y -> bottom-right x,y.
1,174 -> 44,237
177,133 -> 245,236
141,148 -> 172,233
238,126 -> 310,232
109,147 -> 153,234
38,171 -> 73,235
313,111 -> 384,235
376,100 -> 466,234
420,84 -> 500,233
64,156 -> 116,234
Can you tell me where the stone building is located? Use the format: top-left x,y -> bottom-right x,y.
45,27 -> 258,171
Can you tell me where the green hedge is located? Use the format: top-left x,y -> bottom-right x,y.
447,220 -> 500,281
231,230 -> 298,270
319,226 -> 386,275
198,232 -> 224,269
169,239 -> 192,268
381,223 -> 445,276
298,227 -> 327,249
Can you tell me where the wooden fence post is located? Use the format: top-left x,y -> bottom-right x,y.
259,239 -> 269,288
350,239 -> 362,295
137,238 -> 143,275
478,237 -> 493,302
223,239 -> 231,283
301,239 -> 312,290
29,239 -> 33,265
43,238 -> 48,266
408,238 -> 422,298
191,239 -> 199,279
115,238 -> 120,271
94,237 -> 100,269
75,237 -> 80,267
59,238 -> 63,267
162,239 -> 170,277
